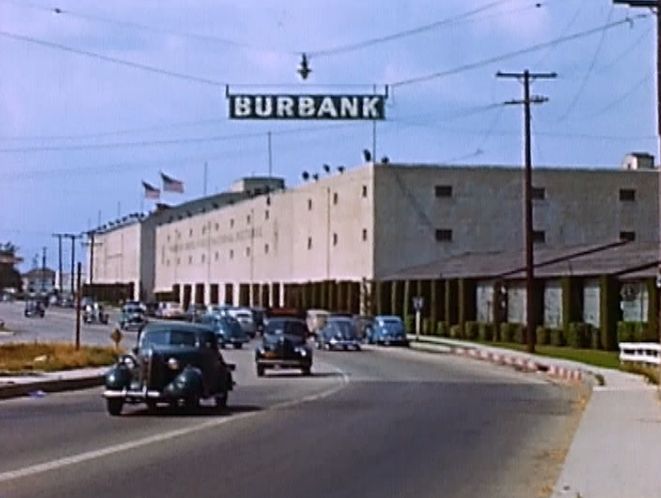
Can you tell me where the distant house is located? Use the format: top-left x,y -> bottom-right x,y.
22,268 -> 56,294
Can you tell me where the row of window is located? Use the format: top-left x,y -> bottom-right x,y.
434,229 -> 636,243
434,185 -> 639,202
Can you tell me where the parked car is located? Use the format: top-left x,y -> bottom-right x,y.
185,303 -> 207,322
251,307 -> 266,335
144,301 -> 159,318
353,314 -> 374,341
206,304 -> 233,317
316,317 -> 362,351
119,303 -> 148,331
365,315 -> 410,346
227,307 -> 257,338
102,323 -> 235,416
199,314 -> 249,349
156,301 -> 185,320
57,294 -> 74,308
306,309 -> 330,337
83,302 -> 109,325
255,318 -> 312,376
24,298 -> 45,318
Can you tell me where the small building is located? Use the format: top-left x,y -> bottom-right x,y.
22,268 -> 56,294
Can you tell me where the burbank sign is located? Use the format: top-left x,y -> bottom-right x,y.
228,94 -> 386,120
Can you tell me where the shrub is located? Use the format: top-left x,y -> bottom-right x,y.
567,322 -> 591,349
617,321 -> 650,343
404,315 -> 415,334
449,324 -> 462,339
465,321 -> 480,340
536,326 -> 551,346
478,323 -> 495,342
550,328 -> 566,346
500,323 -> 524,343
590,327 -> 602,350
435,321 -> 449,337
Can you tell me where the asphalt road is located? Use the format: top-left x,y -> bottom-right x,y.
0,343 -> 583,498
0,301 -> 135,347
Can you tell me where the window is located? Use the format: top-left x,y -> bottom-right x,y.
229,249 -> 234,260
201,254 -> 206,263
230,218 -> 234,228
188,256 -> 193,264
533,230 -> 546,243
333,233 -> 338,246
435,185 -> 453,198
266,196 -> 271,206
362,228 -> 368,241
176,257 -> 181,265
265,210 -> 270,220
619,189 -> 636,201
215,251 -> 219,261
247,214 -> 251,224
308,199 -> 313,210
435,229 -> 452,242
532,187 -> 546,200
620,231 -> 636,242
202,226 -> 206,235
333,192 -> 338,204
264,243 -> 270,254
362,185 -> 368,198
189,228 -> 193,237
246,247 -> 251,257
307,237 -> 312,250
215,222 -> 219,231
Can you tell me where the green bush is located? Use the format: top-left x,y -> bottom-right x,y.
449,324 -> 462,339
404,315 -> 415,334
435,321 -> 449,337
465,321 -> 479,340
500,323 -> 524,343
590,327 -> 602,350
567,322 -> 591,348
478,323 -> 496,342
536,326 -> 551,346
550,328 -> 566,346
617,321 -> 651,343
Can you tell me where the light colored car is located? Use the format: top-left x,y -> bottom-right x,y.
227,307 -> 256,338
156,301 -> 184,319
306,309 -> 329,336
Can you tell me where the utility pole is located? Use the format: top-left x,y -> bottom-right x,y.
87,231 -> 96,285
41,246 -> 47,293
63,234 -> 80,295
52,234 -> 63,291
75,261 -> 82,350
497,69 -> 556,354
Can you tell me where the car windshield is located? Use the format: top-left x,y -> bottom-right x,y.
266,320 -> 306,337
330,321 -> 357,338
139,329 -> 197,348
380,320 -> 404,332
124,305 -> 143,313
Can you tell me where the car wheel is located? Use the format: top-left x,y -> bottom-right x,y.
256,365 -> 265,377
233,343 -> 242,349
106,398 -> 124,416
301,366 -> 311,376
146,400 -> 158,412
355,344 -> 362,351
214,392 -> 228,410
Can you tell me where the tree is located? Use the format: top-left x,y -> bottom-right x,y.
0,242 -> 22,291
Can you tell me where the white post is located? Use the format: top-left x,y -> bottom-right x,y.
415,309 -> 421,342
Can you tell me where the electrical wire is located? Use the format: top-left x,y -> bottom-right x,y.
390,13 -> 650,88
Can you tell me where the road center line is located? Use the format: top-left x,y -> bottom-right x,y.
0,365 -> 349,483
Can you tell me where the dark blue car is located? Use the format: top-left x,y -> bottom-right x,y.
365,315 -> 409,346
200,314 -> 249,349
316,317 -> 362,351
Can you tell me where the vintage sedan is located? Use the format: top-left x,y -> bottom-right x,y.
199,314 -> 249,349
255,318 -> 312,376
316,317 -> 362,351
119,303 -> 148,331
365,315 -> 410,346
103,323 -> 235,416
24,298 -> 45,318
83,302 -> 109,325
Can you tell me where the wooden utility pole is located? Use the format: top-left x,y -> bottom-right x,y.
497,69 -> 556,354
75,261 -> 82,350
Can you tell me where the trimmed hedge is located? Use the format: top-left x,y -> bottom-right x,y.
550,328 -> 566,347
449,324 -> 462,339
465,321 -> 479,340
478,323 -> 496,342
500,323 -> 524,344
617,321 -> 652,343
536,326 -> 551,346
435,321 -> 449,337
566,322 -> 592,349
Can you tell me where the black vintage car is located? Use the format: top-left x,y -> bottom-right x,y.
255,318 -> 312,377
119,303 -> 148,331
24,298 -> 45,318
103,323 -> 235,416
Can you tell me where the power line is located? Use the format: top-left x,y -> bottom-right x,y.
0,29 -> 227,87
390,13 -> 650,88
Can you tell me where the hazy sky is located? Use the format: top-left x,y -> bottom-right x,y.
0,0 -> 657,270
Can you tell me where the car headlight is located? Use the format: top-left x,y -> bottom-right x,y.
330,337 -> 338,344
167,358 -> 180,370
121,356 -> 136,369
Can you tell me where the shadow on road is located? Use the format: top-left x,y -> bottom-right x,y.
125,403 -> 263,418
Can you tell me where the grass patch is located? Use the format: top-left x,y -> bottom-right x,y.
469,339 -> 621,370
0,342 -> 118,374
621,364 -> 660,385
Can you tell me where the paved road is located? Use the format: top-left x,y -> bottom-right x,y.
0,301 -> 133,347
0,344 -> 583,498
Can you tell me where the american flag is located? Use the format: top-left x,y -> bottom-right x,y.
161,172 -> 184,193
142,181 -> 160,199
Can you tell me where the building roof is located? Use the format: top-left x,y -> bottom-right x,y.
23,267 -> 56,278
381,241 -> 659,281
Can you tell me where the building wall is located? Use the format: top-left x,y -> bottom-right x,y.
90,222 -> 141,300
372,165 -> 659,279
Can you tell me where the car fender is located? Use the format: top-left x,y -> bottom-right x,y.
105,363 -> 132,390
164,366 -> 204,398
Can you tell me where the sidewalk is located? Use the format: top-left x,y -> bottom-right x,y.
0,367 -> 106,400
409,335 -> 661,498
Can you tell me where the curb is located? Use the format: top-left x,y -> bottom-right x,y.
0,375 -> 104,400
410,338 -> 589,384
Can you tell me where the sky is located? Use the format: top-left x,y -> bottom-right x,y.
0,0 -> 658,271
